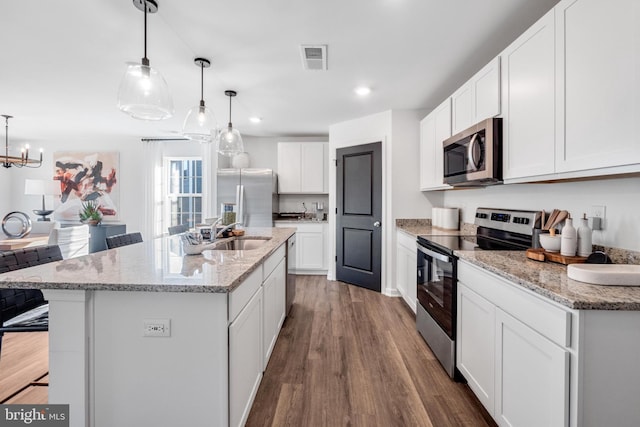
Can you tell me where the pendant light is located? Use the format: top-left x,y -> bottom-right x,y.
117,0 -> 173,121
217,90 -> 244,156
182,58 -> 216,142
2,115 -> 42,169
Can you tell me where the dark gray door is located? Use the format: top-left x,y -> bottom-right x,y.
336,142 -> 382,292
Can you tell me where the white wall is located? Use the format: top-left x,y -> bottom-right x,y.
4,135 -> 202,237
0,170 -> 13,220
442,175 -> 640,251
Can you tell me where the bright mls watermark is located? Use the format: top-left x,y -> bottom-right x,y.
0,405 -> 69,426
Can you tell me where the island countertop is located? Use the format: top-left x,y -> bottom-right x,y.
0,227 -> 296,293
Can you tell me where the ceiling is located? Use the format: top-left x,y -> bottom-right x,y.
2,0 -> 559,148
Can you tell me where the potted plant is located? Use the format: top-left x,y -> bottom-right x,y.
79,200 -> 102,225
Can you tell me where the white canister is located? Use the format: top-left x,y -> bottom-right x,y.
432,207 -> 442,228
441,208 -> 459,230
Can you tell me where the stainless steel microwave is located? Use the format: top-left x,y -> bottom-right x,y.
443,117 -> 502,186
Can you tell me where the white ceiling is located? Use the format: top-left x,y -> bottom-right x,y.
2,0 -> 559,147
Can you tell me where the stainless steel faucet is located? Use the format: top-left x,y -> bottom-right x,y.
215,222 -> 241,239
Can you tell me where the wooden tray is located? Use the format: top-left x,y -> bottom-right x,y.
526,248 -> 587,265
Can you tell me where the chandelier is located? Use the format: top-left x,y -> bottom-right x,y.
2,115 -> 42,169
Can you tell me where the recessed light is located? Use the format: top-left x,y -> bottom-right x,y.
355,86 -> 371,96
249,117 -> 262,123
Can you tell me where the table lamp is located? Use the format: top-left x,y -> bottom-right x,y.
24,179 -> 57,221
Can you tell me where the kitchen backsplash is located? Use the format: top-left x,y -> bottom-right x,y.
279,194 -> 329,215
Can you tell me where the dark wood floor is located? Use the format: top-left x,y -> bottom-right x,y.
247,275 -> 495,427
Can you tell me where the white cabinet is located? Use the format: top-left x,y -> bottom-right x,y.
277,142 -> 328,194
451,57 -> 501,135
395,230 -> 417,313
275,222 -> 328,274
457,260 -> 572,425
229,286 -> 263,427
495,308 -> 569,427
555,0 -> 640,173
419,98 -> 452,191
457,283 -> 495,413
262,258 -> 286,368
502,8 -> 556,180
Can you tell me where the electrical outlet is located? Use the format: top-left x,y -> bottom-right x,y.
143,319 -> 171,337
589,205 -> 606,230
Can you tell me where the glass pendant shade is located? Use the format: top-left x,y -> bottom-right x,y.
183,101 -> 216,142
217,90 -> 244,156
118,62 -> 174,121
217,125 -> 244,156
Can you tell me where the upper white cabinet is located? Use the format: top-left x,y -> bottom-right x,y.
502,9 -> 556,180
420,98 -> 452,191
555,0 -> 640,173
277,142 -> 328,194
504,0 -> 640,182
451,57 -> 501,134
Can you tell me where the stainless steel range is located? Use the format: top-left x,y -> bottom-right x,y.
416,207 -> 540,379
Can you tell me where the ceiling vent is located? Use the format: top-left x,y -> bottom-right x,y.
300,44 -> 328,71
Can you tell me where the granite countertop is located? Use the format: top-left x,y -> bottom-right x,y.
0,227 -> 296,294
396,218 -> 640,311
456,250 -> 640,311
274,219 -> 328,223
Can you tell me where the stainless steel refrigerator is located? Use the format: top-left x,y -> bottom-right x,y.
216,168 -> 278,227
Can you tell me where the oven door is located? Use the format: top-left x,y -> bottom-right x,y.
417,244 -> 456,339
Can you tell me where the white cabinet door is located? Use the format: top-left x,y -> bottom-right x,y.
277,142 -> 328,194
555,0 -> 640,173
297,231 -> 324,270
229,287 -> 263,427
502,9 -> 556,180
396,231 -> 417,313
452,82 -> 474,135
277,143 -> 302,193
301,143 -> 326,193
457,283 -> 496,415
262,259 -> 286,368
419,98 -> 452,191
451,57 -> 501,135
495,308 -> 569,427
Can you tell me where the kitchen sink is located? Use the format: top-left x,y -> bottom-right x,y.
213,238 -> 271,251
567,264 -> 640,286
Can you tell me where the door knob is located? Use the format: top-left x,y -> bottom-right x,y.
373,221 -> 381,227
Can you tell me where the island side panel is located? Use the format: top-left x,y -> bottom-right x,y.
91,291 -> 229,427
43,289 -> 91,427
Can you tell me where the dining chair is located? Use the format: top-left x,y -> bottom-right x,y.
168,224 -> 189,235
48,224 -> 90,259
0,244 -> 63,357
105,232 -> 143,249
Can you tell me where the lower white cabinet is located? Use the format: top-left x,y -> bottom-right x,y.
495,308 -> 569,427
457,260 -> 571,426
229,286 -> 263,427
263,258 -> 286,368
457,283 -> 495,412
275,222 -> 328,274
395,230 -> 417,312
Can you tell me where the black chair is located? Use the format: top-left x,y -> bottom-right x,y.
105,232 -> 143,249
168,224 -> 189,235
0,245 -> 63,356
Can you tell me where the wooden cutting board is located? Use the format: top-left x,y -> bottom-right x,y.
526,248 -> 587,265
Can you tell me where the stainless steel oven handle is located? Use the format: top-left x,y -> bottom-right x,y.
417,244 -> 452,263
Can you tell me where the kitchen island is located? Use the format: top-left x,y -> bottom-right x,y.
0,227 -> 295,427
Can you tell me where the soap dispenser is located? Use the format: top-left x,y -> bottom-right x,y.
577,213 -> 593,257
560,215 -> 577,257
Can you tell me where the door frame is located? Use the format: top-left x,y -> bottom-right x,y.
328,134 -> 393,296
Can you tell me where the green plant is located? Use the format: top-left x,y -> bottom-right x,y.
79,200 -> 102,223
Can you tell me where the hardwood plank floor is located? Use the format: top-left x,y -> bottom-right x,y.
247,276 -> 495,427
0,332 -> 49,403
0,277 -> 495,426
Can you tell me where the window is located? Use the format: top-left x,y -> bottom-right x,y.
164,157 -> 202,229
